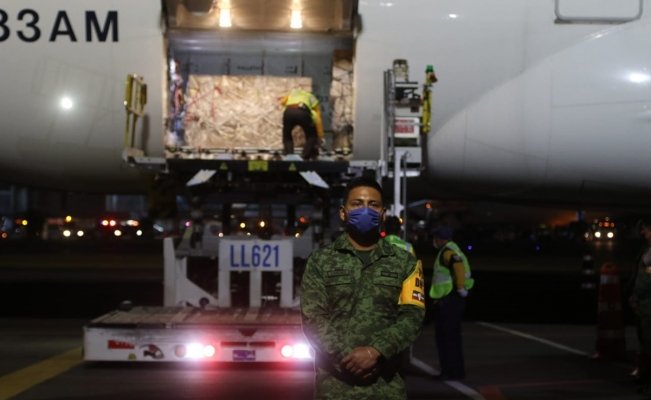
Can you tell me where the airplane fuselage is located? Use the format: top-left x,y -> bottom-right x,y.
1,0 -> 650,207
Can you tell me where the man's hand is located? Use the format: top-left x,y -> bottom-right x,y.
341,346 -> 381,377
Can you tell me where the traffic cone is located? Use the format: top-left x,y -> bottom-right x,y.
593,262 -> 626,360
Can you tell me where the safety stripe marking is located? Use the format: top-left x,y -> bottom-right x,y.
409,354 -> 486,400
486,378 -> 599,389
446,379 -> 488,400
0,347 -> 82,400
477,322 -> 590,356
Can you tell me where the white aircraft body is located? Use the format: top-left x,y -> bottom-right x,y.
1,0 -> 650,206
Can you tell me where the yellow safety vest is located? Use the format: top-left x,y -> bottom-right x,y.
384,234 -> 415,256
429,241 -> 474,299
282,89 -> 324,138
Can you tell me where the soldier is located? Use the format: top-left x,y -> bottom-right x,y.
301,176 -> 425,399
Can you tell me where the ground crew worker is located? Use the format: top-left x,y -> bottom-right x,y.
429,226 -> 474,380
301,176 -> 425,399
384,215 -> 415,256
631,218 -> 651,397
280,88 -> 324,160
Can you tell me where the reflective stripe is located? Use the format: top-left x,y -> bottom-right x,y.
429,269 -> 453,299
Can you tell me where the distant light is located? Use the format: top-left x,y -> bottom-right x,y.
240,222 -> 246,229
1,232 -> 7,239
628,72 -> 650,84
63,229 -> 72,238
535,245 -> 541,252
295,233 -> 300,238
448,13 -> 459,19
607,231 -> 614,239
101,219 -> 109,227
77,230 -> 84,237
109,220 -> 117,227
65,215 -> 72,223
290,9 -> 302,29
114,229 -> 122,237
380,231 -> 386,238
259,221 -> 266,228
595,231 -> 602,238
59,96 -> 74,110
136,230 -> 143,236
185,221 -> 191,228
218,232 -> 224,237
467,245 -> 473,251
247,232 -> 251,236
219,8 -> 232,27
21,219 -> 28,226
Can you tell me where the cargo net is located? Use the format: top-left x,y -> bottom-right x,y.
167,75 -> 314,159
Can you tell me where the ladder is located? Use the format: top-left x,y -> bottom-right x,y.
382,64 -> 426,228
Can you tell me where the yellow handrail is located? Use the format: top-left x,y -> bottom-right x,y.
123,74 -> 147,149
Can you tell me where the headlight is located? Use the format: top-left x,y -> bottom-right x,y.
175,343 -> 216,359
280,343 -> 312,359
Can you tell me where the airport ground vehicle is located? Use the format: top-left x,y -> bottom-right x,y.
585,217 -> 617,242
82,0 -> 426,362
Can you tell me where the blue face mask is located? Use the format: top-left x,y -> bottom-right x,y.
346,207 -> 381,233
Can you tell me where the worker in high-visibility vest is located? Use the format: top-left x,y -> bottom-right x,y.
279,88 -> 324,160
631,218 -> 651,396
383,216 -> 416,256
429,226 -> 474,380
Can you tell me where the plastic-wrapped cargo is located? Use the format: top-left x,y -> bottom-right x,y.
330,54 -> 354,151
182,75 -> 312,150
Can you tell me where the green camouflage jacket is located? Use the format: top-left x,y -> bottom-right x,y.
301,233 -> 425,400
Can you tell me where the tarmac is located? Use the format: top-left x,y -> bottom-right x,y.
0,238 -> 645,399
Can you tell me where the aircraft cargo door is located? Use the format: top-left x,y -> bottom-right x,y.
555,0 -> 642,23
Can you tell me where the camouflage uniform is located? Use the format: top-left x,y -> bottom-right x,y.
301,234 -> 425,400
